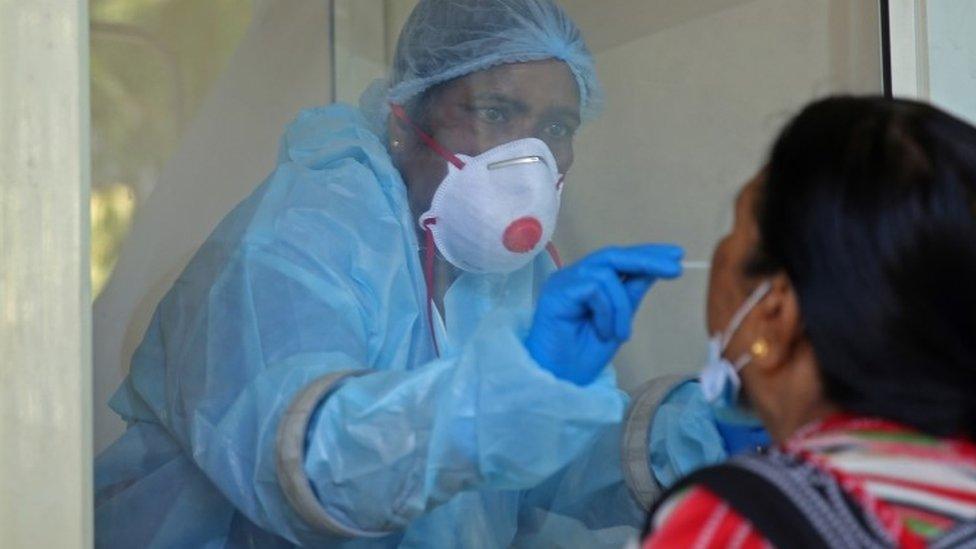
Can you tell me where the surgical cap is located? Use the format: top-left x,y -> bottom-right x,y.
360,0 -> 603,135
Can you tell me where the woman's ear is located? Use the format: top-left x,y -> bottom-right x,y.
753,273 -> 804,373
388,115 -> 410,152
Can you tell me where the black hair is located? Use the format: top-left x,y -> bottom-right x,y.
749,96 -> 976,437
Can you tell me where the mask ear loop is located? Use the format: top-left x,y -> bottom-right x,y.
720,280 -> 773,360
389,104 -> 466,170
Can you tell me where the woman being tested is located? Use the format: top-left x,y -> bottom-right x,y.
644,97 -> 976,547
95,1 -> 721,547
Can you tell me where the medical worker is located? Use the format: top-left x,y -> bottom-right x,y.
94,1 -> 733,546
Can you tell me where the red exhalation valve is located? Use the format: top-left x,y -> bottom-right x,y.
502,216 -> 543,253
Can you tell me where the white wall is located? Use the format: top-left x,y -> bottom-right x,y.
925,0 -> 976,125
557,0 -> 882,390
334,1 -> 387,103
333,0 -> 419,104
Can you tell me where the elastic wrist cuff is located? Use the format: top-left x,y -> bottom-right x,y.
276,370 -> 392,538
621,374 -> 694,510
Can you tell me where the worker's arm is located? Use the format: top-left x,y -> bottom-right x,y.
116,231 -> 632,545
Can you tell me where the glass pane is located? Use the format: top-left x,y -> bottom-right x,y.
94,1 -> 882,546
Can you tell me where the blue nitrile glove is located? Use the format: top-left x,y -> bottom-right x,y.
714,420 -> 773,455
525,244 -> 684,386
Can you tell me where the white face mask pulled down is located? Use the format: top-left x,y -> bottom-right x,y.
699,281 -> 772,422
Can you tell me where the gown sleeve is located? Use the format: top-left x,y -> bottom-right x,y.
109,171 -> 626,545
102,104 -> 627,544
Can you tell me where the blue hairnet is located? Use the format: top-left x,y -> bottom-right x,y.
360,0 -> 603,135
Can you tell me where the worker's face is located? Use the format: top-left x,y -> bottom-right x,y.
706,173 -> 764,338
391,59 -> 582,220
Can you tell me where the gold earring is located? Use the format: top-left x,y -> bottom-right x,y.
751,339 -> 769,359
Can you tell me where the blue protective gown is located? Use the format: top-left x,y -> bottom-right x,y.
94,104 -> 695,548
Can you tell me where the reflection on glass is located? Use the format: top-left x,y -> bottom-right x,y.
89,0 -> 251,298
90,184 -> 135,296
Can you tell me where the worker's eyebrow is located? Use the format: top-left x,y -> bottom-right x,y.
543,105 -> 581,125
471,92 -> 531,114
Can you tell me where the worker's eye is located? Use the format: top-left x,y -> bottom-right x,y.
544,122 -> 572,139
476,107 -> 508,124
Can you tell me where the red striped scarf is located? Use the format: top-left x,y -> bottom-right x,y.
645,415 -> 976,548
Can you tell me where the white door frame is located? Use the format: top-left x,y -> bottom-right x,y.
881,0 -> 930,99
0,1 -> 92,547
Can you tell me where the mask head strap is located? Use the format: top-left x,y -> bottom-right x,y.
390,101 -> 454,359
422,218 -> 441,358
390,103 -> 466,170
545,242 -> 563,269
